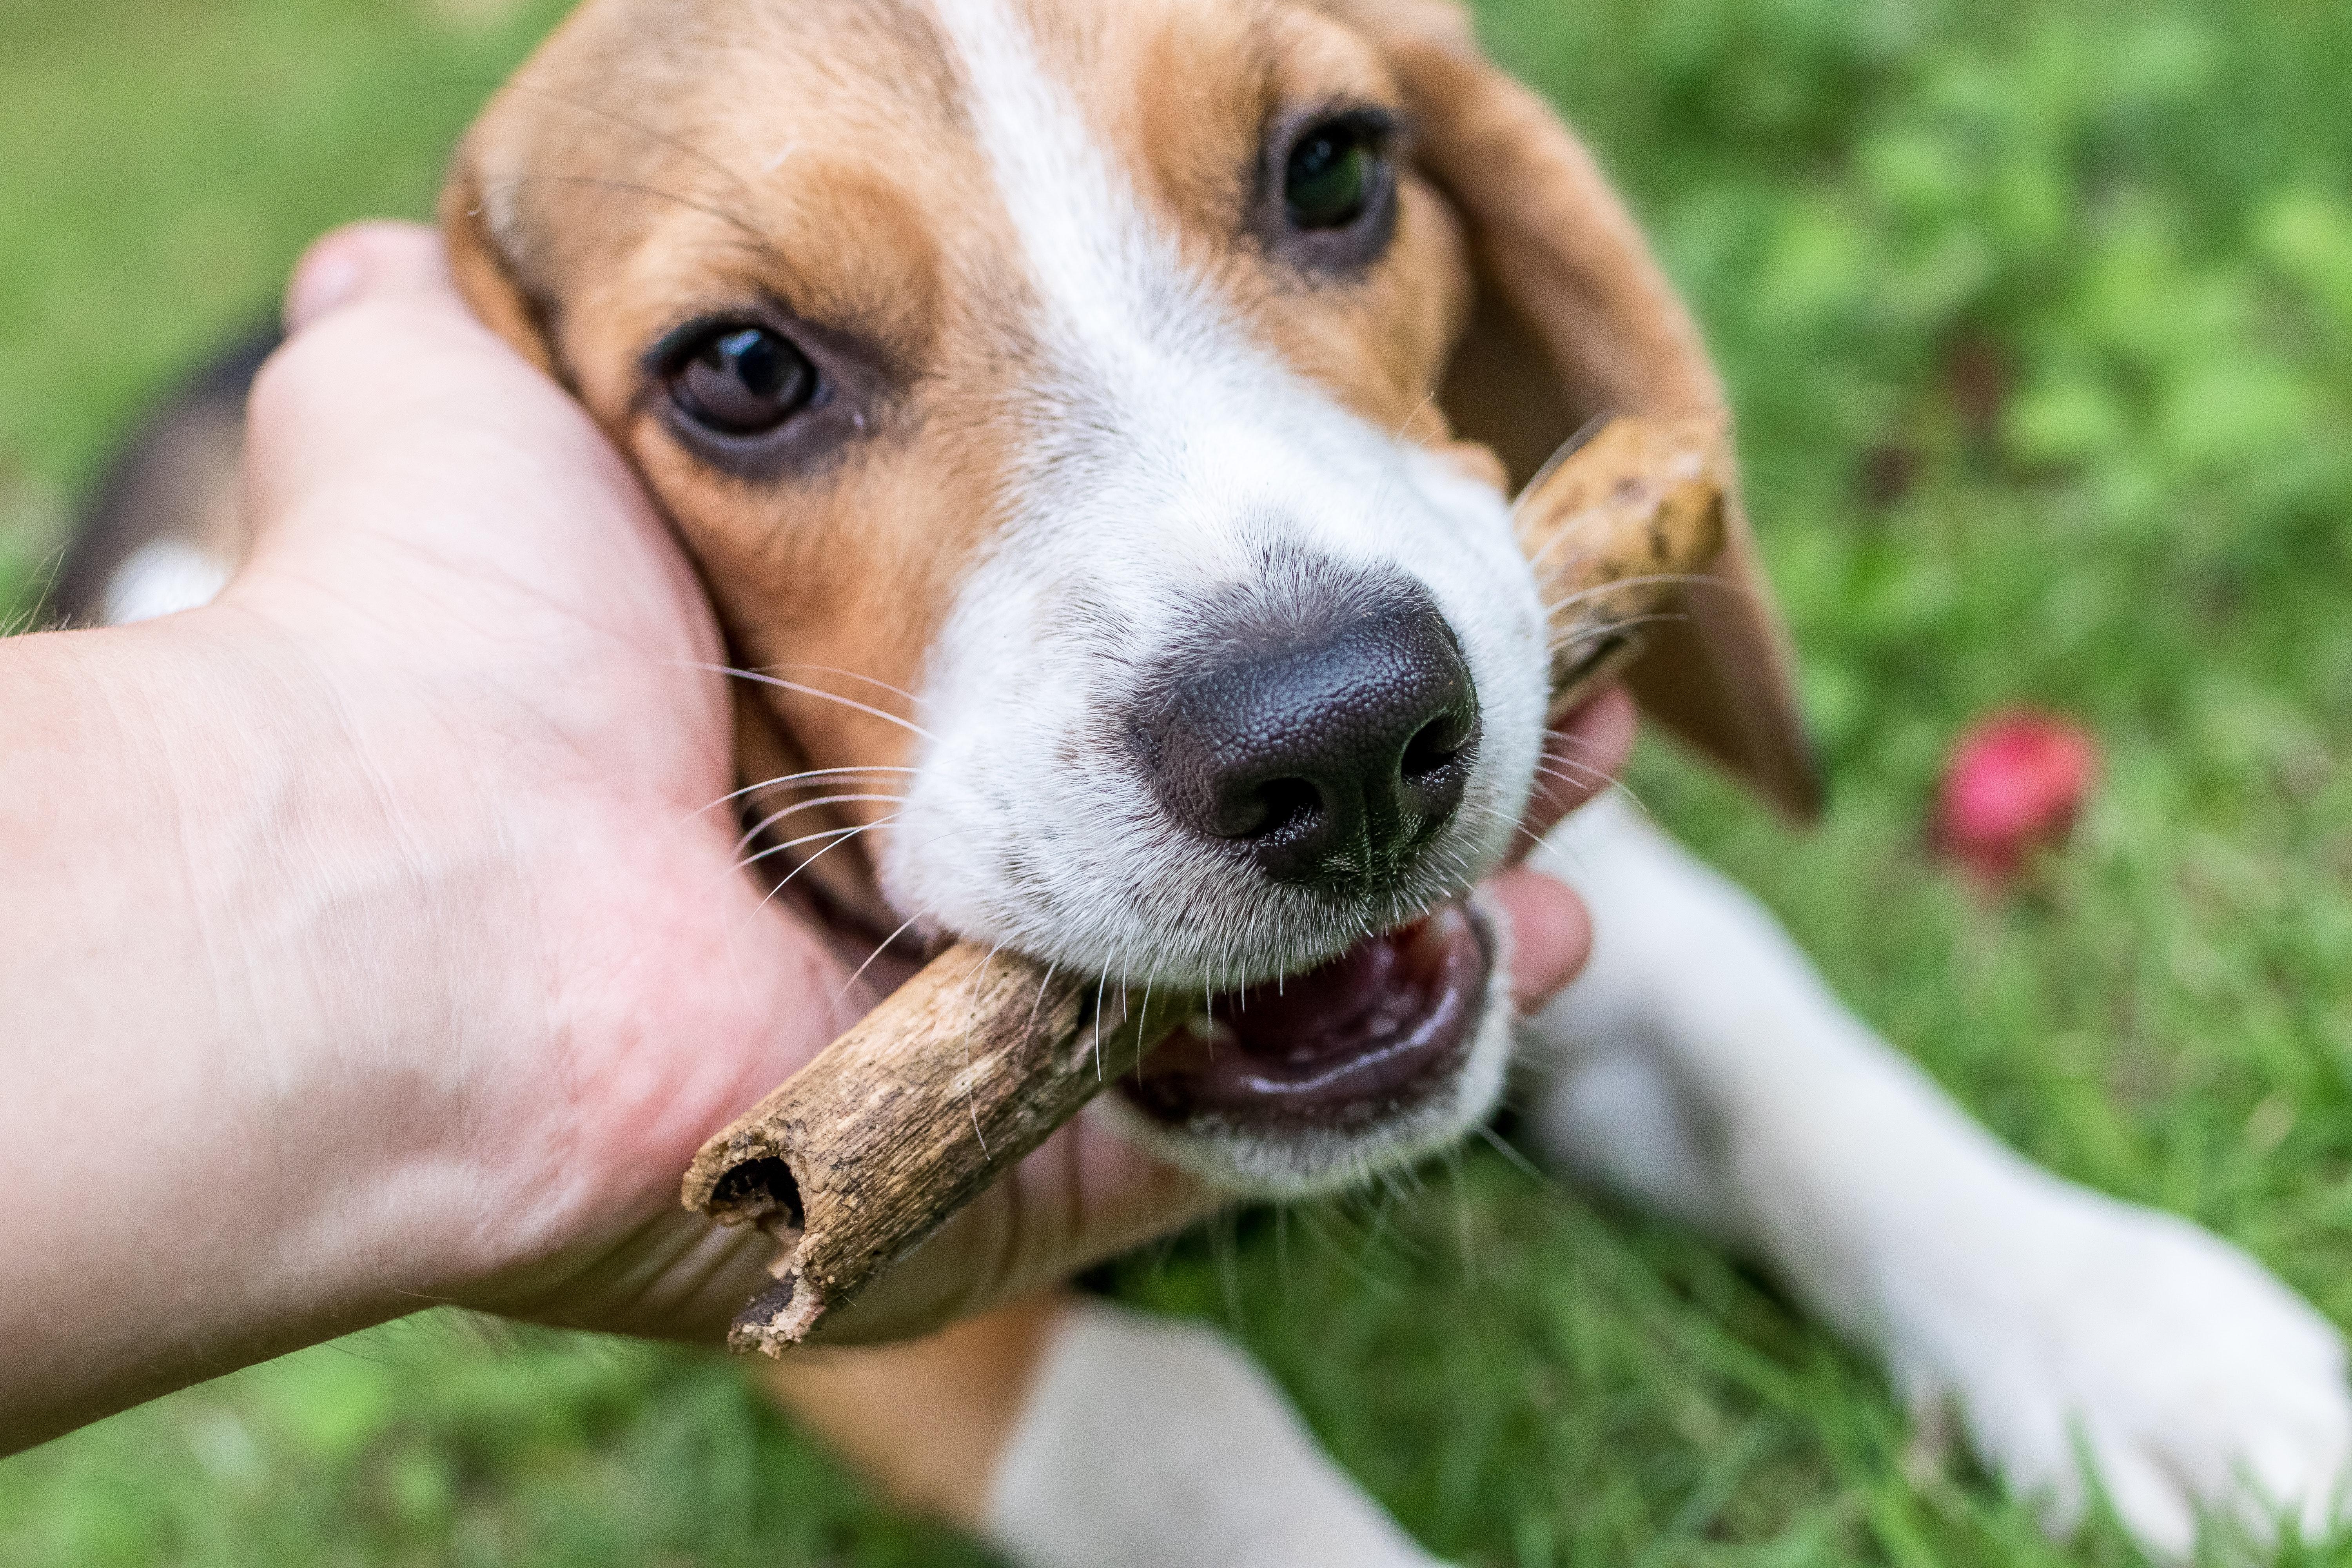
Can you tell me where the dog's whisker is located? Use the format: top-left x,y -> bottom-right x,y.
1094,963 -> 1114,1080
435,73 -> 766,208
1531,754 -> 1651,815
740,817 -> 901,929
686,765 -> 920,828
466,174 -> 772,245
1390,388 -> 1439,442
956,943 -> 1007,1157
1546,612 -> 1688,653
680,661 -> 939,740
733,818 -> 897,879
1024,961 -> 1061,1062
1473,1121 -> 1556,1189
1609,778 -> 1653,814
1459,801 -> 1548,854
1539,572 -> 1730,615
1508,408 -> 1620,525
758,662 -> 934,713
830,912 -> 926,1013
1532,762 -> 1647,818
735,793 -> 907,857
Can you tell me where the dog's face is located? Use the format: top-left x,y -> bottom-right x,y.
446,0 -> 1810,1194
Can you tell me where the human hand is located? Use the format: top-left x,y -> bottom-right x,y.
2,218 -> 861,1447
0,220 -> 1633,1444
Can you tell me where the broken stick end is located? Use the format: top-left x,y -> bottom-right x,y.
727,1269 -> 827,1357
687,1142 -> 823,1354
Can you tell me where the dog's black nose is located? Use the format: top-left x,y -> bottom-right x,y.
1138,588 -> 1480,889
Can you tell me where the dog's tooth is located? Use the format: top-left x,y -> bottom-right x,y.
1183,1013 -> 1239,1046
1397,904 -> 1470,973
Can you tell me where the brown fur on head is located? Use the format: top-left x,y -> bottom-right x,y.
442,0 -> 1814,832
439,0 -> 1817,1193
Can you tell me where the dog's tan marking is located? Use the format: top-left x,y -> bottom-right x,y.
760,1290 -> 1067,1527
981,1 -> 1466,437
447,0 -> 1043,849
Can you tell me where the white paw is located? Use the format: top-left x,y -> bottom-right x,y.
1877,1171 -> 2350,1560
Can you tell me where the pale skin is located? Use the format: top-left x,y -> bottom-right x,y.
0,221 -> 1635,1456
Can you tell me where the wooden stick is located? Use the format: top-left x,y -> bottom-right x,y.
682,412 -> 1732,1354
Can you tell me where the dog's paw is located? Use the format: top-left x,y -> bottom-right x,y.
1876,1171 -> 2350,1560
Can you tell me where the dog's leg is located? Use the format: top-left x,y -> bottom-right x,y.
1523,793 -> 2352,1557
760,1290 -> 1448,1568
984,1297 -> 1450,1568
756,1291 -> 1062,1529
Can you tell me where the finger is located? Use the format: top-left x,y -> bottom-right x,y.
1488,866 -> 1593,1011
253,233 -> 533,519
284,221 -> 447,331
243,233 -> 676,625
1518,685 -> 1639,846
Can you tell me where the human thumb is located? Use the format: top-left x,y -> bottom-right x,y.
283,220 -> 449,332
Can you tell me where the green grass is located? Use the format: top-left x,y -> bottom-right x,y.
4,0 -> 2350,1561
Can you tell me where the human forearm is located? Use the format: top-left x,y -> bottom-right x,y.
0,615 -> 503,1450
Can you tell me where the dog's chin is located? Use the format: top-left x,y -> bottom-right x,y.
1097,897 -> 1514,1198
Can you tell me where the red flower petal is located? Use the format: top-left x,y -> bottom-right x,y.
1935,710 -> 2099,882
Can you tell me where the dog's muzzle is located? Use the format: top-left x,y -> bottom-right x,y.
1116,573 -> 1499,1140
1117,900 -> 1493,1134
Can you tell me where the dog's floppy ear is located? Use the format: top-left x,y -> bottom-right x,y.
437,136 -> 561,378
1328,0 -> 1822,817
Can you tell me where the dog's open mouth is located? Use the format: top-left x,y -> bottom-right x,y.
1118,902 -> 1494,1133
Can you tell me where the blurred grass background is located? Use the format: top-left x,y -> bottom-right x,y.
4,0 -> 2350,1562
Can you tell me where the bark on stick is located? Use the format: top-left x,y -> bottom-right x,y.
682,413 -> 1733,1354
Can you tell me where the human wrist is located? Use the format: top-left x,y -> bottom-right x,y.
0,614 -> 522,1447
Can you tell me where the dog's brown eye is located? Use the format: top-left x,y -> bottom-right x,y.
1258,108 -> 1399,274
1284,123 -> 1376,231
671,325 -> 816,437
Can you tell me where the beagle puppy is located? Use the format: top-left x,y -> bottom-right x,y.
56,0 -> 2351,1560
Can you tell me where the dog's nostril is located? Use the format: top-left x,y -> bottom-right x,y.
1137,584 -> 1481,890
1401,712 -> 1471,782
1220,775 -> 1321,842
